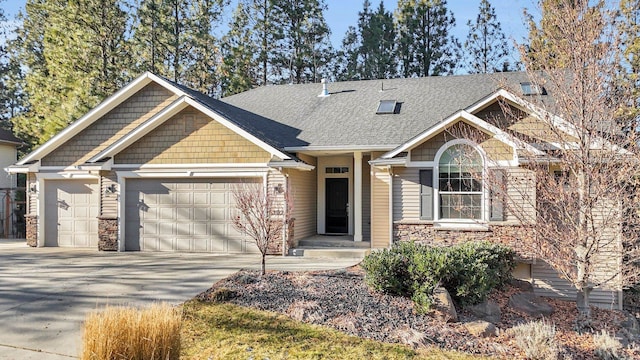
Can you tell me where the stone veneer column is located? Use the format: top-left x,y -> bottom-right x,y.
98,216 -> 118,251
25,214 -> 37,247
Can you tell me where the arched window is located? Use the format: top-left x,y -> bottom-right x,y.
438,143 -> 483,220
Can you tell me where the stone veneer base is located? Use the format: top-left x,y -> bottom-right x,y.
25,215 -> 37,247
98,217 -> 118,251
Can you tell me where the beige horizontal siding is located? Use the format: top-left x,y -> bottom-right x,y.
393,167 -> 420,221
287,154 -> 317,242
362,155 -> 371,241
27,173 -> 36,215
115,108 -> 271,164
532,261 -> 621,309
42,83 -> 177,166
100,171 -> 118,217
371,158 -> 390,248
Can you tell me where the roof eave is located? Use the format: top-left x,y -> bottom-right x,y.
6,161 -> 39,174
268,160 -> 315,171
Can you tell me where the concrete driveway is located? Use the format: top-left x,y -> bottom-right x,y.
0,239 -> 361,360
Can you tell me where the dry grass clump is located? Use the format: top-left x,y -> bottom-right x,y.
285,300 -> 325,323
391,326 -> 429,349
593,330 -> 626,360
507,319 -> 559,360
81,303 -> 181,360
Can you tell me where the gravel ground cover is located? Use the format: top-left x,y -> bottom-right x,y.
197,266 -> 639,359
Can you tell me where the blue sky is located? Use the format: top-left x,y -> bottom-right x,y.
1,0 -> 535,66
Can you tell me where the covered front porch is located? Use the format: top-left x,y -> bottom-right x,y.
284,148 -> 390,247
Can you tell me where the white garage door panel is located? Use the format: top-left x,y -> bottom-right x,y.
125,178 -> 259,253
44,180 -> 99,248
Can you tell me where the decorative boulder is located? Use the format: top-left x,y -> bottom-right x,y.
431,287 -> 458,323
464,320 -> 498,337
468,300 -> 501,324
510,279 -> 534,292
508,293 -> 554,317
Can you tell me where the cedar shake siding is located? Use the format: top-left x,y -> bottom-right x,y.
42,83 -> 177,167
115,108 -> 271,164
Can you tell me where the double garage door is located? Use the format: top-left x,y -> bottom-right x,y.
125,178 -> 259,253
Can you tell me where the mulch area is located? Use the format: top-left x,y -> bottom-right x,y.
197,266 -> 639,359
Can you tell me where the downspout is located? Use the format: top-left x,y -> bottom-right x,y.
388,165 -> 393,247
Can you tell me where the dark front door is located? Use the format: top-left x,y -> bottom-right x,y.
326,178 -> 348,233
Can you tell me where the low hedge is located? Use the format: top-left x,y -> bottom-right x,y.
361,241 -> 516,311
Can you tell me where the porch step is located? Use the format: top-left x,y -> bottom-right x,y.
289,248 -> 370,259
297,238 -> 371,249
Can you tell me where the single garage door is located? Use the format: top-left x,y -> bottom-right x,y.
44,180 -> 100,247
125,178 -> 259,252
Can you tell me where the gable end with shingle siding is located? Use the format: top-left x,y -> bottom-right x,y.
114,107 -> 272,165
41,83 -> 178,167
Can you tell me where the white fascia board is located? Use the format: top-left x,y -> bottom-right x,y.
116,170 -> 268,179
6,161 -> 40,174
382,110 -> 468,159
268,160 -> 315,171
87,97 -> 190,162
17,72 -> 186,166
384,108 -> 545,160
284,145 -> 396,152
184,97 -> 291,160
368,157 -> 408,167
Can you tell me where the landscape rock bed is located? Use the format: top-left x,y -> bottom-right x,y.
197,266 -> 639,359
198,266 -> 513,356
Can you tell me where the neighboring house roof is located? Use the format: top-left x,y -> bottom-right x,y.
0,128 -> 24,146
221,72 -> 549,149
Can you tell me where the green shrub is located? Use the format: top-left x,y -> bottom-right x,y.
443,242 -> 516,306
361,241 -> 417,296
362,241 -> 515,311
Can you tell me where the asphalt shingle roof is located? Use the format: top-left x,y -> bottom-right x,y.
220,72 -> 546,149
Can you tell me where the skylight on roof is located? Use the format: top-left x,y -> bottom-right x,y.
520,82 -> 546,96
377,100 -> 397,114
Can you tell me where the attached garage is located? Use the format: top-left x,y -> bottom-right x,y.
124,178 -> 260,253
44,180 -> 100,247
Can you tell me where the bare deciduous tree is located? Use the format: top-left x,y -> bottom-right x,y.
441,0 -> 640,321
231,181 -> 292,275
509,0 -> 640,319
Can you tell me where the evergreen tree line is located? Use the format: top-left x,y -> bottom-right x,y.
0,0 -> 637,148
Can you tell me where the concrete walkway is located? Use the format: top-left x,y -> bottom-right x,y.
0,239 -> 361,359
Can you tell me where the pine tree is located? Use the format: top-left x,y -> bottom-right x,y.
618,0 -> 640,120
463,0 -> 511,73
271,0 -> 332,84
360,1 -> 396,79
9,0 -> 129,146
220,2 -> 257,96
130,0 -> 171,76
335,26 -> 360,81
182,0 -> 226,96
396,0 -> 461,77
0,0 -> 25,127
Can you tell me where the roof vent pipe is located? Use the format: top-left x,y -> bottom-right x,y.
318,78 -> 329,97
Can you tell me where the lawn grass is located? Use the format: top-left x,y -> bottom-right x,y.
180,300 -> 491,360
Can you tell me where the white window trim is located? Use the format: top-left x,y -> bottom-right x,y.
433,139 -> 489,224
